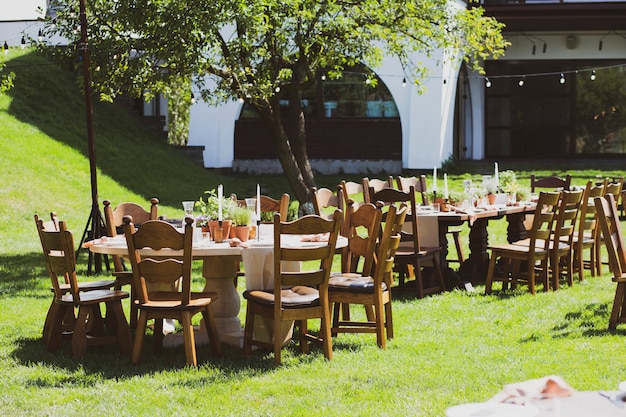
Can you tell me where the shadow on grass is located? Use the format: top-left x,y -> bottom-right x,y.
10,326 -> 367,382
0,253 -> 51,297
553,301 -> 626,338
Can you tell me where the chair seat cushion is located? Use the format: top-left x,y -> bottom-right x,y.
54,279 -> 116,293
328,272 -> 386,293
60,289 -> 129,304
243,286 -> 319,308
140,291 -> 218,310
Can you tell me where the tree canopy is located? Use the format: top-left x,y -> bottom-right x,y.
42,0 -> 507,205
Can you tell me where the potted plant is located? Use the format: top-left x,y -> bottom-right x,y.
483,177 -> 499,205
230,206 -> 252,242
195,188 -> 234,239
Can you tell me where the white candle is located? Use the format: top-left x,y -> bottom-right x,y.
218,184 -> 223,221
494,162 -> 499,187
256,184 -> 261,220
433,167 -> 438,193
444,173 -> 449,200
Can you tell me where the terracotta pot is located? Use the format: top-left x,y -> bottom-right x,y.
232,225 -> 251,242
434,197 -> 450,212
208,220 -> 232,243
487,193 -> 496,205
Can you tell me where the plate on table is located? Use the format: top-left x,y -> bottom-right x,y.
446,402 -> 538,417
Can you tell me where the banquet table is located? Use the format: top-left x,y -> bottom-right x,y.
415,201 -> 537,284
88,224 -> 347,347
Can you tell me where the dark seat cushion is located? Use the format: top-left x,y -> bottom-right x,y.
243,286 -> 320,308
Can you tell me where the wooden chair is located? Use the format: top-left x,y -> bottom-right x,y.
242,211 -> 342,364
370,186 -> 446,298
530,174 -> 572,193
340,180 -> 367,210
311,186 -> 344,220
594,193 -> 626,330
35,215 -> 131,358
396,175 -> 429,205
485,192 -> 561,295
396,174 -> 465,265
329,203 -> 406,348
596,178 -> 624,275
572,181 -> 604,279
550,188 -> 585,289
103,198 -> 159,328
362,176 -> 394,203
232,193 -> 290,223
123,216 -> 221,366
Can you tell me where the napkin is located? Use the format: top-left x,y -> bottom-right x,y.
300,233 -> 329,242
489,375 -> 575,405
82,236 -> 109,248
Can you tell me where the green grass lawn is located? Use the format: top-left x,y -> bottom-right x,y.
2,49 -> 626,416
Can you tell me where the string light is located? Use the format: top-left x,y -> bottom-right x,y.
20,36 -> 26,49
190,93 -> 195,104
560,73 -> 566,84
485,77 -> 492,88
38,29 -> 43,42
590,70 -> 596,81
402,77 -> 407,87
518,76 -> 525,87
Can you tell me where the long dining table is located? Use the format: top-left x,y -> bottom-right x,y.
416,200 -> 537,285
88,224 -> 347,347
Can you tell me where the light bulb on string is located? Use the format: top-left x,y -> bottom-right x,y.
560,73 -> 566,84
518,76 -> 525,87
402,77 -> 407,87
190,93 -> 195,104
21,36 -> 26,49
38,29 -> 43,42
485,77 -> 492,88
590,70 -> 596,81
3,41 -> 8,55
320,73 -> 326,81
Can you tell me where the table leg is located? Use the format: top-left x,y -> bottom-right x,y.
507,212 -> 528,243
458,218 -> 490,283
200,255 -> 243,347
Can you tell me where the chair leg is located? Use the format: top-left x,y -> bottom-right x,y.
181,311 -> 197,367
384,299 -> 394,340
485,252 -> 498,295
298,319 -> 309,355
107,300 -> 132,355
46,303 -> 69,352
609,282 -> 626,330
132,310 -> 148,364
452,231 -> 465,263
331,302 -> 341,337
374,296 -> 385,349
242,305 -> 255,356
201,306 -> 222,357
153,319 -> 164,355
71,305 -> 90,358
414,261 -> 425,299
320,302 -> 333,361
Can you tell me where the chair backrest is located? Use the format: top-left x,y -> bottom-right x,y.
396,175 -> 429,205
340,180 -> 366,208
35,215 -> 79,300
369,186 -> 424,252
553,188 -> 585,247
103,198 -> 159,236
530,174 -> 571,193
124,217 -> 194,306
373,204 -> 405,289
362,177 -> 394,203
576,181 -> 603,244
594,194 -> 626,278
603,177 -> 624,199
311,186 -> 344,219
341,200 -> 383,276
273,211 -> 342,307
526,191 -> 561,253
238,193 -> 290,222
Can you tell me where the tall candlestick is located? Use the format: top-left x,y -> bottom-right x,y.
218,184 -> 223,221
433,167 -> 438,193
444,173 -> 449,200
494,162 -> 499,187
256,184 -> 261,220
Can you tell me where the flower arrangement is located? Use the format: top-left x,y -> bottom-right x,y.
483,177 -> 499,195
194,189 -> 235,226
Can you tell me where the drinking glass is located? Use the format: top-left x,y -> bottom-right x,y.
182,201 -> 194,217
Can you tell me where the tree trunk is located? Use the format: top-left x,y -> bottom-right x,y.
257,102 -> 314,209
